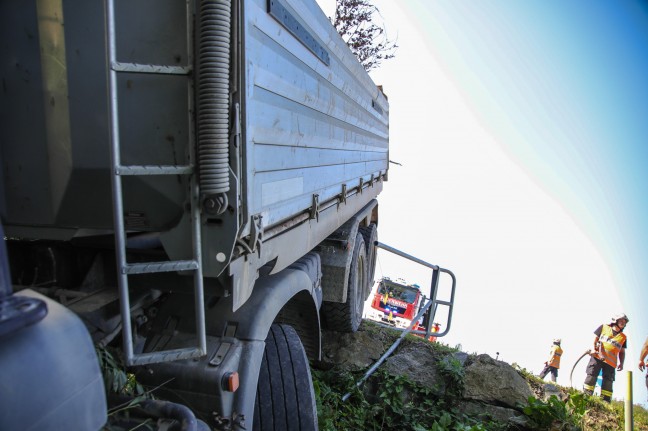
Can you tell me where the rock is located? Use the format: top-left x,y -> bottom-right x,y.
319,328 -> 386,370
463,354 -> 534,410
457,400 -> 529,427
383,343 -> 446,396
508,414 -> 533,430
543,383 -> 567,402
452,351 -> 469,366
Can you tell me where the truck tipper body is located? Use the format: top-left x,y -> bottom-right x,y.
0,0 -> 388,429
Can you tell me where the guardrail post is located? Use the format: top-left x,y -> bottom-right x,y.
625,370 -> 633,431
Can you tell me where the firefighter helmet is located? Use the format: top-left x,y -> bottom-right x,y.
611,313 -> 629,325
553,338 -> 561,345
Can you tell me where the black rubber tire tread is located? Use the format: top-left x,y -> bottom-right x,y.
358,223 -> 377,299
253,324 -> 318,431
322,233 -> 367,333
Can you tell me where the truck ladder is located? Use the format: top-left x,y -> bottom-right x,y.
104,0 -> 207,366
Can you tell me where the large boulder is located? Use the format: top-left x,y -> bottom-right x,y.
383,343 -> 446,397
463,354 -> 534,410
319,327 -> 387,370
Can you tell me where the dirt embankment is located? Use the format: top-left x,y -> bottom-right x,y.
315,320 -> 648,431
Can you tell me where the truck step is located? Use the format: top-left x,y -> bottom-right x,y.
116,165 -> 193,176
110,61 -> 192,75
123,260 -> 199,275
129,347 -> 205,366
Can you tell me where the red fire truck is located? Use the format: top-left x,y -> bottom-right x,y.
366,277 -> 422,328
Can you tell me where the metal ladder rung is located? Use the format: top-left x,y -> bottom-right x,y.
111,61 -> 192,75
106,0 -> 206,367
116,165 -> 194,176
124,260 -> 199,275
129,347 -> 206,366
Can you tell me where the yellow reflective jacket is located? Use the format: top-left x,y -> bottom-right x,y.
598,324 -> 627,368
548,345 -> 563,368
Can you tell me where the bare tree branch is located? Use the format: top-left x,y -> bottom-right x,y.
333,0 -> 397,71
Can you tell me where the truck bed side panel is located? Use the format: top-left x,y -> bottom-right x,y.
242,0 -> 389,228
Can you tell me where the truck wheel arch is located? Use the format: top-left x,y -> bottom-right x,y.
211,253 -> 322,360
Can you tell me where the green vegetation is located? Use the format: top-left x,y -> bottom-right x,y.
97,347 -> 155,431
313,368 -> 500,431
521,394 -> 588,430
97,347 -> 145,397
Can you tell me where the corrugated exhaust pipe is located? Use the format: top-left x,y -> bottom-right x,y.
197,0 -> 231,215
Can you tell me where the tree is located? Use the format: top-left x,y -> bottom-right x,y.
333,0 -> 397,71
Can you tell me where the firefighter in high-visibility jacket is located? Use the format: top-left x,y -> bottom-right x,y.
538,338 -> 563,382
583,313 -> 629,402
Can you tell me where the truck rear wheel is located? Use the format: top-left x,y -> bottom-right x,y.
253,324 -> 318,431
359,223 -> 377,299
322,233 -> 367,332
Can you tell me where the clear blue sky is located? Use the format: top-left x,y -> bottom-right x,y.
318,0 -> 648,405
398,0 -> 648,321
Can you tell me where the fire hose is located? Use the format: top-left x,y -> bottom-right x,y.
570,349 -> 603,387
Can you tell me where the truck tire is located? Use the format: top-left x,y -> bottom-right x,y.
253,324 -> 318,431
359,223 -> 377,299
322,233 -> 367,333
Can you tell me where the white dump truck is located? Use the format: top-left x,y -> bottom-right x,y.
0,0 -> 390,429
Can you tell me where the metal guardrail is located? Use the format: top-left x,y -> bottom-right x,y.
374,242 -> 456,338
342,242 -> 456,401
